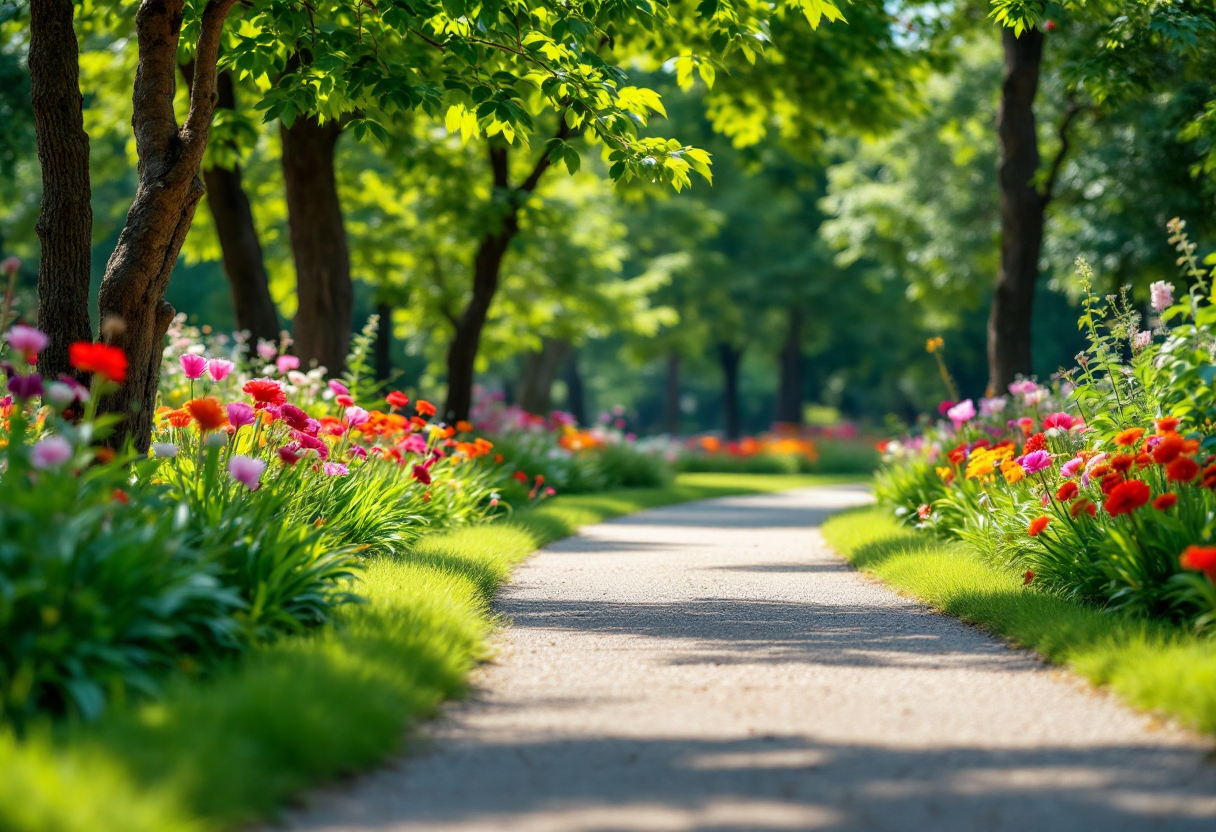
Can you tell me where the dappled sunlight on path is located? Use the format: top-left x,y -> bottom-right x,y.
275,486 -> 1216,832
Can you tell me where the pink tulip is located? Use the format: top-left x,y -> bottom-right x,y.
180,354 -> 209,379
209,358 -> 235,381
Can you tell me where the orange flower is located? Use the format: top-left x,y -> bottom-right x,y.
1028,516 -> 1051,536
69,342 -> 128,383
1153,433 -> 1199,464
1153,493 -> 1178,511
1110,454 -> 1135,473
1114,427 -> 1145,447
186,397 -> 228,432
165,409 -> 192,428
1155,417 -> 1180,434
1180,545 -> 1216,582
1167,457 -> 1200,483
1070,498 -> 1097,518
415,400 -> 437,418
456,420 -> 474,433
1105,480 -> 1151,516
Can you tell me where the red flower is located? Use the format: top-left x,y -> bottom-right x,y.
1016,417 -> 1035,436
1110,454 -> 1135,473
243,378 -> 286,408
1166,457 -> 1200,483
917,504 -> 932,520
1056,482 -> 1078,502
1070,498 -> 1097,518
1105,480 -> 1151,516
336,394 -> 354,408
1203,464 -> 1216,490
1114,428 -> 1145,447
412,464 -> 432,485
386,391 -> 410,409
1023,433 -> 1047,454
1028,516 -> 1051,536
1180,545 -> 1216,582
69,342 -> 128,383
111,489 -> 130,505
1100,472 -> 1125,496
410,416 -> 427,430
512,470 -> 529,483
415,400 -> 437,418
1153,433 -> 1198,464
1023,570 -> 1035,585
186,397 -> 228,432
947,445 -> 967,465
1153,493 -> 1178,511
1155,417 -> 1180,434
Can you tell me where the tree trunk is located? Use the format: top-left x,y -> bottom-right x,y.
776,307 -> 803,425
518,337 -> 571,414
29,0 -> 94,383
183,67 -> 279,344
374,300 -> 392,383
664,351 -> 680,436
718,342 -> 742,440
564,348 -> 587,426
95,0 -> 238,451
988,26 -> 1045,392
282,114 -> 351,375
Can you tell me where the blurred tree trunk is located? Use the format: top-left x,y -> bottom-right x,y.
29,0 -> 94,384
282,114 -> 351,375
989,26 -> 1044,392
374,300 -> 393,383
718,342 -> 742,440
518,337 -> 571,414
664,351 -> 680,435
182,66 -> 279,345
564,349 -> 587,426
776,307 -> 803,425
94,0 -> 238,451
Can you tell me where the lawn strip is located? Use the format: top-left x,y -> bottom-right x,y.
1,473 -> 851,832
822,506 -> 1216,738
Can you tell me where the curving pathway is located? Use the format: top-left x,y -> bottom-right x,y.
278,485 -> 1216,831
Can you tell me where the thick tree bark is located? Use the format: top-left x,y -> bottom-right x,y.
664,351 -> 680,436
563,349 -> 587,426
776,307 -> 803,425
29,0 -> 94,383
444,119 -> 571,423
988,26 -> 1045,392
95,0 -> 238,451
718,342 -> 742,441
182,66 -> 279,344
374,301 -> 392,383
518,337 -> 571,414
282,114 -> 351,375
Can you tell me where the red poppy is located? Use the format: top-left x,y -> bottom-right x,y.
1100,471 -> 1125,496
1153,493 -> 1178,511
412,464 -> 432,485
1114,428 -> 1145,447
1070,498 -> 1097,518
386,391 -> 410,409
1153,433 -> 1199,464
1028,516 -> 1051,536
1180,545 -> 1216,582
243,378 -> 287,408
1105,480 -> 1151,516
186,397 -> 228,432
415,400 -> 437,418
69,342 -> 128,383
1023,433 -> 1047,454
512,470 -> 529,483
1056,482 -> 1079,502
1167,457 -> 1200,483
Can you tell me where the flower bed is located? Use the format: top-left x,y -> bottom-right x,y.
678,425 -> 880,476
877,223 -> 1216,632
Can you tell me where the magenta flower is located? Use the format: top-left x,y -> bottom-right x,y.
344,406 -> 370,428
293,431 -> 329,460
30,436 -> 73,469
328,380 -> 350,396
180,354 -> 209,379
280,403 -> 310,431
1018,450 -> 1053,475
946,399 -> 976,428
1008,380 -> 1037,396
1060,456 -> 1085,478
225,402 -> 256,430
278,443 -> 304,465
276,355 -> 300,374
228,455 -> 266,490
6,324 -> 48,356
303,418 -> 322,437
209,358 -> 235,381
402,433 -> 428,455
1150,281 -> 1174,312
323,462 -> 349,477
348,446 -> 367,460
7,372 -> 43,400
1042,412 -> 1076,431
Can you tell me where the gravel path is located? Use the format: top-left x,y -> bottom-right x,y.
279,485 -> 1216,831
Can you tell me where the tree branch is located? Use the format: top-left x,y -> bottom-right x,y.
132,0 -> 187,161
1042,94 -> 1084,207
182,0 -> 240,155
519,113 -> 572,194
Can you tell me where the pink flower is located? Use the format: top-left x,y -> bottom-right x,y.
1132,330 -> 1153,350
323,462 -> 349,477
1008,380 -> 1037,396
1042,412 -> 1076,431
1150,281 -> 1174,312
6,324 -> 48,356
228,455 -> 266,490
348,446 -> 367,460
293,431 -> 329,460
328,379 -> 350,396
979,397 -> 1007,417
0,255 -> 20,275
256,340 -> 278,361
402,433 -> 428,455
276,355 -> 300,374
30,436 -> 73,469
180,354 -> 209,379
1018,450 -> 1053,475
278,443 -> 304,465
225,402 -> 257,430
280,403 -> 310,431
209,358 -> 235,381
946,399 -> 976,428
1060,456 -> 1085,478
412,464 -> 432,484
344,406 -> 370,428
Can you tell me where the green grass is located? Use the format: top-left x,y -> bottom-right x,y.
0,472 -> 851,832
823,506 -> 1216,736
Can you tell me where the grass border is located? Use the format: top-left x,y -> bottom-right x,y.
822,505 -> 1216,739
1,473 -> 856,832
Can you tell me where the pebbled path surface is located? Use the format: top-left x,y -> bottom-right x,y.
277,486 -> 1216,832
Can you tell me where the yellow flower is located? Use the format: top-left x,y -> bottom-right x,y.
1000,460 -> 1024,484
926,337 -> 944,354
